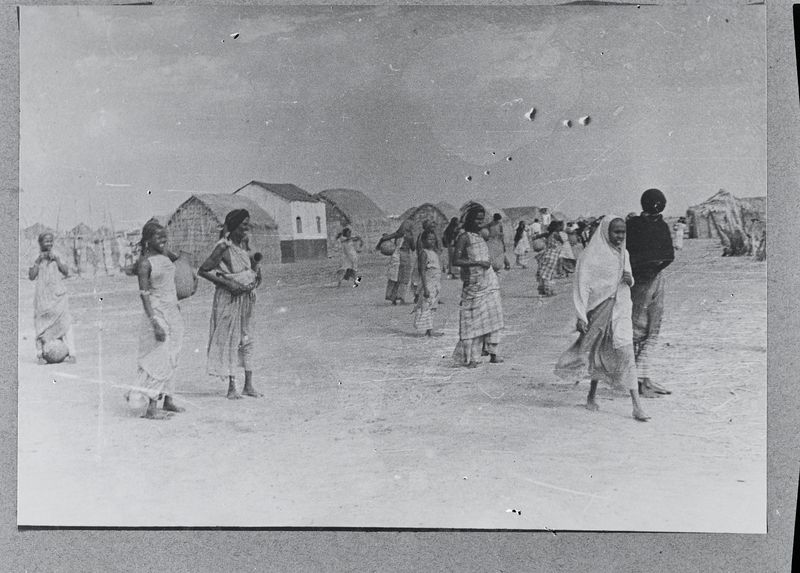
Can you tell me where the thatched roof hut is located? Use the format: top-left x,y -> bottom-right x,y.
396,203 -> 454,240
69,222 -> 93,239
314,188 -> 392,247
166,193 -> 281,266
22,222 -> 54,241
686,189 -> 765,258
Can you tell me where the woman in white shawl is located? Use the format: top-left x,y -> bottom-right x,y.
555,216 -> 650,422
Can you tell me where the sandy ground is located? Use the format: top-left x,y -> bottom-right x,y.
17,239 -> 765,531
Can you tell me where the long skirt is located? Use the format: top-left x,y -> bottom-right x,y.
554,298 -> 637,391
631,273 -> 665,379
413,284 -> 440,332
385,249 -> 413,302
207,287 -> 255,377
134,305 -> 184,399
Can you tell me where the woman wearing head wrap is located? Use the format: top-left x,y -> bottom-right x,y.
128,219 -> 185,418
626,188 -> 674,397
555,216 -> 650,422
513,221 -> 531,269
534,220 -> 564,296
376,219 -> 416,305
199,209 -> 262,399
452,203 -> 504,367
28,231 -> 76,364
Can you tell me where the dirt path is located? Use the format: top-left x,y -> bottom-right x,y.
17,239 -> 765,531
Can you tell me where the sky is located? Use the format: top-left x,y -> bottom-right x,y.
19,5 -> 765,231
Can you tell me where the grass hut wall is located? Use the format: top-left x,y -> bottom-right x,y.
166,193 -> 281,267
686,189 -> 764,257
397,203 -> 453,241
314,188 -> 392,249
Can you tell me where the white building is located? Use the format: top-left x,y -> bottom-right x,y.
233,181 -> 327,262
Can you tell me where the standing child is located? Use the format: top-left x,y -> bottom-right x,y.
335,228 -> 360,287
129,219 -> 185,419
413,230 -> 444,337
29,232 -> 76,364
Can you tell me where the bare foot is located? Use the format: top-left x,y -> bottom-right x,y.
632,407 -> 651,422
489,354 -> 504,364
638,382 -> 661,399
586,399 -> 600,411
241,388 -> 263,398
227,391 -> 243,400
162,399 -> 185,413
466,361 -> 479,368
141,410 -> 173,420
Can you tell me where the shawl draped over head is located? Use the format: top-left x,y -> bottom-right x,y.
223,209 -> 250,238
514,223 -> 526,244
573,215 -> 634,348
460,201 -> 486,231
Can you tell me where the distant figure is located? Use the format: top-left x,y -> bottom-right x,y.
110,235 -> 122,270
484,213 -> 508,272
558,226 -> 576,277
29,232 -> 76,364
128,220 -> 185,419
335,227 -> 360,287
442,217 -> 460,279
413,229 -> 444,337
673,217 -> 686,250
555,216 -> 650,422
541,210 -> 552,228
529,218 -> 542,236
452,203 -> 504,367
535,221 -> 564,296
513,221 -> 531,268
199,209 -> 263,400
71,237 -> 82,277
413,219 -> 441,297
377,220 -> 415,305
626,188 -> 675,398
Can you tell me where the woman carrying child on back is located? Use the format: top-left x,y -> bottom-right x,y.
554,216 -> 650,422
129,219 -> 185,419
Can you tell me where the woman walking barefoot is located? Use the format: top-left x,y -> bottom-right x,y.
555,216 -> 650,422
131,220 -> 185,419
452,203 -> 504,367
29,232 -> 76,364
199,209 -> 262,400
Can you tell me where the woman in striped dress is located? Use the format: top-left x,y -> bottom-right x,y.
452,204 -> 504,367
535,221 -> 564,296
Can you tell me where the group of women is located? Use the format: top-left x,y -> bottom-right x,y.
128,209 -> 262,419
29,201 -> 653,422
374,202 -> 652,422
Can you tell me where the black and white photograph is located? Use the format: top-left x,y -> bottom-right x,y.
17,5 -> 766,531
